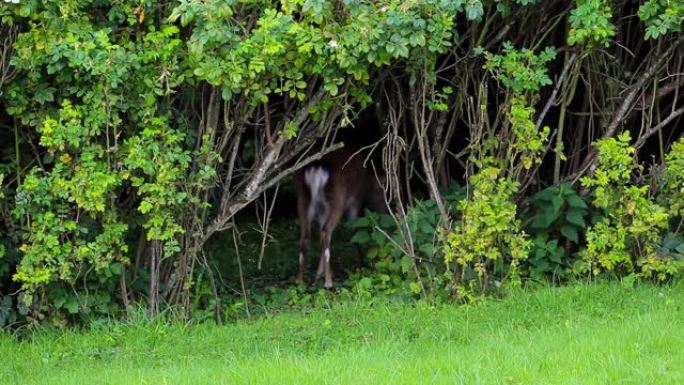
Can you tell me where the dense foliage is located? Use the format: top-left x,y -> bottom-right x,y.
1,0 -> 683,326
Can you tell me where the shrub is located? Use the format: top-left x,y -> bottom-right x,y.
443,166 -> 531,294
523,182 -> 589,281
349,183 -> 465,300
579,132 -> 677,281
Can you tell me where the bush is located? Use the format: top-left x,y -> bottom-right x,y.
579,132 -> 679,281
349,182 -> 465,300
523,182 -> 589,281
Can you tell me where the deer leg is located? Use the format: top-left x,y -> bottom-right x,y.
297,224 -> 311,285
296,194 -> 311,285
315,250 -> 325,279
316,229 -> 334,289
318,203 -> 345,289
314,236 -> 327,283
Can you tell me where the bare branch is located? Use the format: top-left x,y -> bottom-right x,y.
536,52 -> 579,129
633,105 -> 684,150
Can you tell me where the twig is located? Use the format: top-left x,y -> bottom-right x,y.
536,52 -> 579,129
633,105 -> 684,150
231,223 -> 250,319
257,184 -> 279,270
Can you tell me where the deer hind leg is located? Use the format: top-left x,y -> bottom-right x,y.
316,201 -> 345,289
296,193 -> 311,285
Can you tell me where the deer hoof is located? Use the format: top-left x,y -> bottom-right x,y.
324,281 -> 333,290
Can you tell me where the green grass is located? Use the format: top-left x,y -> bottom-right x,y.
1,282 -> 683,384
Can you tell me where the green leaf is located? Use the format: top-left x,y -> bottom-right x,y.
660,232 -> 682,250
546,239 -> 559,250
551,195 -> 564,215
409,282 -> 422,294
566,210 -> 586,228
533,259 -> 550,271
324,83 -> 338,96
465,0 -> 484,20
65,298 -> 79,314
350,231 -> 370,244
530,214 -> 547,229
351,217 -> 369,228
560,225 -> 579,243
566,195 -> 588,209
110,263 -> 123,275
534,186 -> 558,202
542,208 -> 561,227
419,243 -> 434,257
551,249 -> 564,264
53,295 -> 66,309
139,201 -> 153,214
419,221 -> 434,234
401,256 -> 412,274
367,248 -> 378,258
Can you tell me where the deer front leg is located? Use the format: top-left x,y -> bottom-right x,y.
317,204 -> 344,289
296,196 -> 311,285
297,227 -> 310,285
316,230 -> 334,289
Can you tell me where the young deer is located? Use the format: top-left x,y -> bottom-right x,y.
295,148 -> 387,288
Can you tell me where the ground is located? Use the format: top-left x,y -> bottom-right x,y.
1,281 -> 682,384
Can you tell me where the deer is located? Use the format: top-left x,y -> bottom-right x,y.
295,148 -> 387,288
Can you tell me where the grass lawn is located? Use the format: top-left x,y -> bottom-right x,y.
1,282 -> 682,384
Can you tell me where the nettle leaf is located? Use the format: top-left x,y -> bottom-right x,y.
560,225 -> 579,243
550,195 -> 564,215
549,248 -> 563,263
566,209 -> 586,228
676,244 -> 684,255
534,187 -> 557,201
371,229 -> 386,245
53,295 -> 66,309
542,208 -> 559,227
533,259 -> 550,271
351,216 -> 370,228
419,243 -> 434,257
546,239 -> 558,250
533,234 -> 546,246
420,221 -> 434,234
566,194 -> 588,209
65,297 -> 79,314
660,233 -> 684,251
350,230 -> 370,244
530,214 -> 547,229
